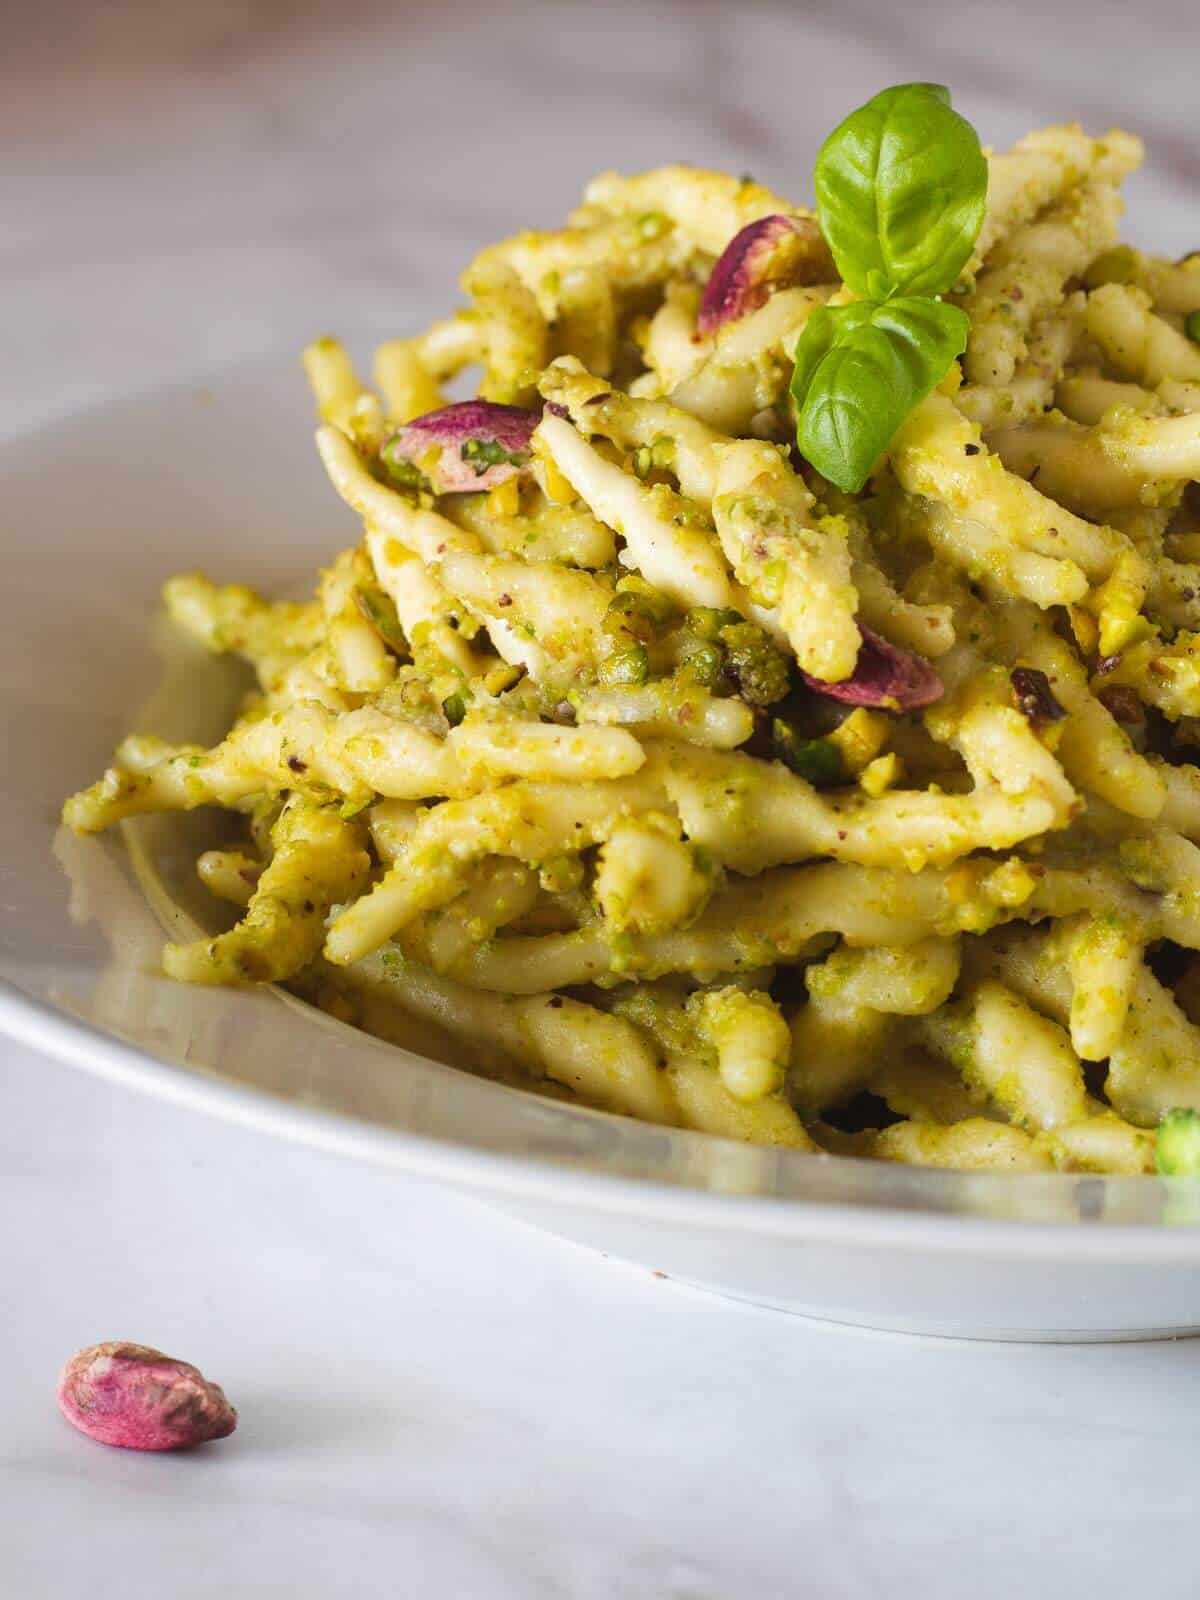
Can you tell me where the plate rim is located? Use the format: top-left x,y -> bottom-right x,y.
9,975 -> 1200,1264
6,351 -> 1200,1261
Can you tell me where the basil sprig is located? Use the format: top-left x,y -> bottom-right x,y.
791,83 -> 987,492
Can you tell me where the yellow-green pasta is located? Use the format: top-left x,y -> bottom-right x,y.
61,111 -> 1200,1172
963,182 -> 1124,386
1086,283 -> 1200,386
164,798 -> 370,986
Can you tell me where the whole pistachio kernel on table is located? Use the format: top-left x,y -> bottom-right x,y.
57,1342 -> 238,1452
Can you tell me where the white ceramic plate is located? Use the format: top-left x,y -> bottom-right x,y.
5,354 -> 1200,1342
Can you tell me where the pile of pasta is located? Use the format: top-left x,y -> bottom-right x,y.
65,123 -> 1200,1173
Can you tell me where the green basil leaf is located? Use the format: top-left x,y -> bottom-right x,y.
789,301 -> 873,413
794,297 -> 969,492
814,83 -> 987,299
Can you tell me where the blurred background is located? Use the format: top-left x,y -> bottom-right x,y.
5,0 -> 1198,433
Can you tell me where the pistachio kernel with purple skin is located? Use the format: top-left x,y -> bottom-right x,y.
799,625 -> 943,712
1010,666 -> 1068,725
57,1342 -> 238,1452
381,401 -> 539,494
697,214 -> 834,335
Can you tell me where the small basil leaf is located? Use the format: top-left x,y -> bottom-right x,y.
795,297 -> 969,492
789,302 -> 873,414
814,82 -> 987,299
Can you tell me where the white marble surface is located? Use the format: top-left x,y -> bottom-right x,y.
7,1050 -> 1200,1599
5,0 -> 1200,435
4,2 -> 1200,1593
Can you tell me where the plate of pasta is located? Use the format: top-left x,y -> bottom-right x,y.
7,86 -> 1200,1338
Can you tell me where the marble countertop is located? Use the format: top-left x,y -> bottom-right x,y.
7,1051 -> 1200,1599
6,0 -> 1199,435
4,2 -> 1200,1594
